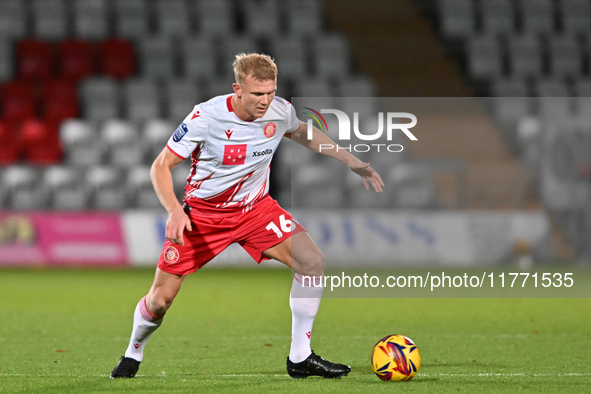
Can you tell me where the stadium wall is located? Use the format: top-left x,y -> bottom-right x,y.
0,210 -> 551,267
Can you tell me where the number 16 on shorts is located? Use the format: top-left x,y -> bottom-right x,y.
266,214 -> 296,238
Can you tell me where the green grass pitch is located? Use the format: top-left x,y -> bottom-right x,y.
0,267 -> 590,393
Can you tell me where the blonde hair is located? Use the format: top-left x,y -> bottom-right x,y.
233,53 -> 277,84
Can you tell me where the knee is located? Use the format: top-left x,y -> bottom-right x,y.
147,290 -> 175,316
300,250 -> 325,277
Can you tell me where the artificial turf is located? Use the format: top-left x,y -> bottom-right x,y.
0,267 -> 589,393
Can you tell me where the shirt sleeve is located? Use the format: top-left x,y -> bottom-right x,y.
166,105 -> 207,159
285,101 -> 301,134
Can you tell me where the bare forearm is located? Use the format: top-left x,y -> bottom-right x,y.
290,124 -> 360,166
150,161 -> 183,214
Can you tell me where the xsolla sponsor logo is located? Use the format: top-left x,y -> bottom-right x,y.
252,148 -> 273,157
303,107 -> 417,152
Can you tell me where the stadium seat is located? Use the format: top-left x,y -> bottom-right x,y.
73,0 -> 109,39
466,35 -> 503,80
491,79 -> 532,132
0,121 -> 19,165
101,119 -> 145,166
507,35 -> 543,77
138,36 -> 176,80
314,33 -> 351,77
292,77 -> 334,97
292,162 -> 346,208
0,39 -> 14,83
197,0 -> 235,37
42,79 -> 79,123
536,80 -> 572,120
99,38 -> 137,80
20,119 -> 62,165
480,0 -> 515,35
60,119 -> 103,166
548,36 -> 582,77
3,166 -> 43,210
43,166 -> 88,210
438,0 -> 475,38
519,0 -> 555,34
388,164 -> 436,208
80,77 -> 121,120
242,0 -> 281,37
58,39 -> 96,82
345,169 -> 392,209
0,0 -> 26,39
338,76 -> 378,97
31,0 -> 68,40
207,77 -> 234,98
86,166 -> 129,210
219,35 -> 261,77
560,0 -> 591,35
574,80 -> 591,123
126,165 -> 162,208
165,79 -> 201,122
16,39 -> 54,81
1,81 -> 37,122
268,36 -> 307,80
171,163 -> 192,198
285,0 -> 324,36
114,0 -> 150,39
155,0 -> 191,36
143,119 -> 175,158
123,78 -> 161,121
181,37 -> 216,80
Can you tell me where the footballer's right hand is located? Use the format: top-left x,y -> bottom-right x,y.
165,206 -> 193,246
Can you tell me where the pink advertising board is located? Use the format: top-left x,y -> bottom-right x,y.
0,212 -> 128,266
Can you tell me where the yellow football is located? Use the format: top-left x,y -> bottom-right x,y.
371,334 -> 421,381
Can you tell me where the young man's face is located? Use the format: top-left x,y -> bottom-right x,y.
233,74 -> 276,120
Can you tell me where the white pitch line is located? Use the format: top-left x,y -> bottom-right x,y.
1,372 -> 590,378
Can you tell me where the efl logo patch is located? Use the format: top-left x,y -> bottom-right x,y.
223,144 -> 247,165
263,122 -> 276,138
172,123 -> 189,142
164,246 -> 180,264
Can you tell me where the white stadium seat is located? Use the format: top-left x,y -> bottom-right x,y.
467,35 -> 503,80
43,166 -> 88,210
197,0 -> 235,37
80,77 -> 121,120
123,78 -> 162,121
507,35 -> 543,77
439,0 -> 475,38
181,37 -> 217,80
138,36 -> 176,80
166,79 -> 201,122
73,0 -> 109,39
0,0 -> 26,39
155,0 -> 191,37
115,0 -> 150,38
60,119 -> 104,166
481,0 -> 515,34
31,0 -> 68,40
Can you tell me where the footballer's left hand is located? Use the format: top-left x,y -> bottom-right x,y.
349,162 -> 385,193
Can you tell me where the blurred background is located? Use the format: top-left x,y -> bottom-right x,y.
0,0 -> 589,267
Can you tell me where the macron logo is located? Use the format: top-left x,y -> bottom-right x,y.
191,110 -> 201,120
225,129 -> 234,140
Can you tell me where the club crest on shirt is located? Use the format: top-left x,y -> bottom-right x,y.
172,123 -> 189,142
164,246 -> 180,264
263,122 -> 276,138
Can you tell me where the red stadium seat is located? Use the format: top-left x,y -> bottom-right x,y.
100,38 -> 137,80
0,80 -> 37,122
0,120 -> 20,164
17,39 -> 54,81
58,39 -> 96,82
42,79 -> 79,123
20,119 -> 61,164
